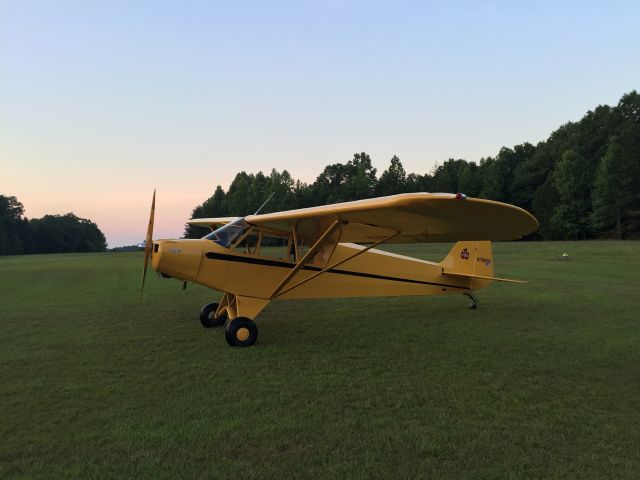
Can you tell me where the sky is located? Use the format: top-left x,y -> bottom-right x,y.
1,1 -> 639,246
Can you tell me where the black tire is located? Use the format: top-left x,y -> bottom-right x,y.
225,317 -> 258,347
199,302 -> 227,328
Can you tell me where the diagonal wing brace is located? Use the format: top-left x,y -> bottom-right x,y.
268,219 -> 341,299
272,228 -> 400,299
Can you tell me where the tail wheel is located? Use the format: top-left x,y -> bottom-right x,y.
463,292 -> 479,310
225,317 -> 258,347
200,302 -> 227,328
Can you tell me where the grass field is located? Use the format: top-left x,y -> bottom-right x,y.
1,241 -> 639,479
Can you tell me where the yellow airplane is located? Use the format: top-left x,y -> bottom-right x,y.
140,192 -> 538,347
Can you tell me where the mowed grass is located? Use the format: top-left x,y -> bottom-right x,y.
1,241 -> 639,479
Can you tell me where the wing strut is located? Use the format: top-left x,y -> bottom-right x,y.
273,230 -> 400,299
268,219 -> 341,299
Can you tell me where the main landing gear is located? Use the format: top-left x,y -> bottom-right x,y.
199,302 -> 259,347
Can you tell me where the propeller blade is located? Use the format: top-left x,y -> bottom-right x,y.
139,189 -> 156,303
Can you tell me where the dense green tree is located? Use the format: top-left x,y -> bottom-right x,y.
569,105 -> 614,166
431,159 -> 467,193
0,195 -> 107,255
264,169 -> 296,212
523,125 -> 578,230
478,157 -> 500,199
480,144 -> 535,202
457,163 -> 482,197
311,152 -> 377,204
591,125 -> 640,238
404,173 -> 425,192
375,155 -> 406,196
292,179 -> 315,208
344,152 -> 378,200
551,150 -> 594,239
204,186 -> 228,216
509,146 -> 552,210
531,177 -> 561,239
615,90 -> 640,124
0,195 -> 26,255
28,213 -> 106,253
592,138 -> 624,238
225,172 -> 256,215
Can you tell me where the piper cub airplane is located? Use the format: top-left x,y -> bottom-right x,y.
139,192 -> 538,347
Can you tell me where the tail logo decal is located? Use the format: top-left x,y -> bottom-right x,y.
460,248 -> 470,260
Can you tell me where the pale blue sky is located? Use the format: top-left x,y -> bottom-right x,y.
1,1 -> 639,246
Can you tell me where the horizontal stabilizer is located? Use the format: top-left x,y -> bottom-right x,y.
442,270 -> 527,284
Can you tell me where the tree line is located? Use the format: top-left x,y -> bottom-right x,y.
0,195 -> 107,255
185,91 -> 640,241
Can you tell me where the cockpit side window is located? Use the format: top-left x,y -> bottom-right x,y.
205,219 -> 302,260
204,218 -> 250,248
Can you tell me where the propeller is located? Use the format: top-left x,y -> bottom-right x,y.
139,189 -> 156,303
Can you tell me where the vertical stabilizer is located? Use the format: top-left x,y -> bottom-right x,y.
441,241 -> 494,289
441,241 -> 493,276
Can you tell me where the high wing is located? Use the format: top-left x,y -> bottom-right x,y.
188,217 -> 239,231
240,193 -> 538,244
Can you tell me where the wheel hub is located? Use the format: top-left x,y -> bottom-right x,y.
236,327 -> 250,342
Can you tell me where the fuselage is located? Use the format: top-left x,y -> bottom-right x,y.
152,238 -> 473,300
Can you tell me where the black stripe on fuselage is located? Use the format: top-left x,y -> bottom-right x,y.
204,251 -> 469,290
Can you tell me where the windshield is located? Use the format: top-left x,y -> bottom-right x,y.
204,218 -> 250,248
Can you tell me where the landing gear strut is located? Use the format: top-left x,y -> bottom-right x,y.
206,293 -> 267,347
463,292 -> 478,310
